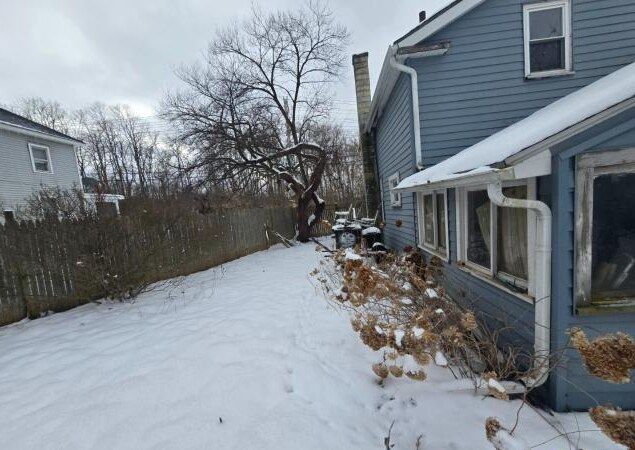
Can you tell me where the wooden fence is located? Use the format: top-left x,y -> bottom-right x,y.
0,206 -> 295,327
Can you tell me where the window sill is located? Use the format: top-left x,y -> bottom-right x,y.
577,299 -> 635,316
525,70 -> 575,80
418,244 -> 449,263
455,261 -> 534,305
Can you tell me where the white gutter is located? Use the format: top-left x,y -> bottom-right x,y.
487,180 -> 552,388
389,48 -> 424,170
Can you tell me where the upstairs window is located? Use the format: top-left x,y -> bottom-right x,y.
28,143 -> 53,173
388,173 -> 401,207
523,0 -> 572,78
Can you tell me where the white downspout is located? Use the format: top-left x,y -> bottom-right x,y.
389,49 -> 424,170
487,180 -> 552,388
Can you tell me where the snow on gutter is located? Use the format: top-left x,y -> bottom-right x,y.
0,120 -> 83,146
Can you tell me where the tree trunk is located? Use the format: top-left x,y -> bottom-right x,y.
296,191 -> 326,243
296,196 -> 311,243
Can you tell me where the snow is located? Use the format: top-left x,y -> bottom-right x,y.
434,351 -> 448,367
394,329 -> 405,347
426,288 -> 439,298
307,213 -> 316,226
0,241 -> 623,450
362,226 -> 381,236
488,378 -> 507,395
344,248 -> 362,261
397,61 -> 635,190
489,429 -> 530,450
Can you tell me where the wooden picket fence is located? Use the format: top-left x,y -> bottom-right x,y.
0,206 -> 295,327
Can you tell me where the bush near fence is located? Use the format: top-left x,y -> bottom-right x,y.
0,206 -> 295,327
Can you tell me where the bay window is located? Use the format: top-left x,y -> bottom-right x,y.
458,181 -> 534,294
417,190 -> 448,259
575,149 -> 635,312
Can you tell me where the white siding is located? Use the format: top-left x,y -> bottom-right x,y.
0,128 -> 81,211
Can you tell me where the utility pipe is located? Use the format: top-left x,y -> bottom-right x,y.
389,49 -> 424,170
487,181 -> 552,388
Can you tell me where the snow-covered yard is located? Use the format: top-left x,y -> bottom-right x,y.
0,242 -> 621,449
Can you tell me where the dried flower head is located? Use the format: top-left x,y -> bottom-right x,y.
460,312 -> 478,332
405,370 -> 427,381
485,418 -> 501,441
372,363 -> 389,379
388,365 -> 404,378
570,328 -> 635,384
589,406 -> 635,449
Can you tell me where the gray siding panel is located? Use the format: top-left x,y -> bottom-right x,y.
0,129 -> 80,211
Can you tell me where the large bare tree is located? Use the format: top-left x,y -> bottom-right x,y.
162,2 -> 348,241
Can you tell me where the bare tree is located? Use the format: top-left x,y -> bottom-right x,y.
310,124 -> 364,208
162,2 -> 349,241
14,97 -> 70,134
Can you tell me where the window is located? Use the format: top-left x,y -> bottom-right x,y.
523,0 -> 572,78
388,173 -> 401,207
2,210 -> 15,223
458,181 -> 534,294
28,143 -> 52,173
575,150 -> 635,312
417,190 -> 448,258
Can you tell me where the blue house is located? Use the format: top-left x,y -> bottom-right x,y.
353,0 -> 635,412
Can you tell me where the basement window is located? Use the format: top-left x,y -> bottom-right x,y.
417,190 -> 448,259
388,173 -> 401,207
457,181 -> 535,294
28,143 -> 53,173
575,150 -> 635,313
523,0 -> 572,78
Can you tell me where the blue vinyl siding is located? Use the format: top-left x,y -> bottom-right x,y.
372,0 -> 635,411
548,111 -> 635,412
410,0 -> 635,166
375,74 -> 418,251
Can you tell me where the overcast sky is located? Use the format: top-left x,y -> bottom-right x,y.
0,0 -> 449,134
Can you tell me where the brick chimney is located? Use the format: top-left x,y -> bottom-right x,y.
352,52 -> 380,219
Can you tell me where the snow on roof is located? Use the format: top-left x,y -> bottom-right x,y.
397,61 -> 635,190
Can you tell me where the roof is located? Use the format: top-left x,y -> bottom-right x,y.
396,61 -> 635,190
0,107 -> 83,145
365,0 -> 486,132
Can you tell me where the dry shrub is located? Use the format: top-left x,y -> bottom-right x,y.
318,246 -> 532,387
589,406 -> 635,449
569,328 -> 635,384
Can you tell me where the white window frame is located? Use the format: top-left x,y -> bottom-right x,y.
523,0 -> 572,79
575,148 -> 635,310
28,143 -> 53,174
417,189 -> 449,261
456,179 -> 537,298
388,173 -> 401,207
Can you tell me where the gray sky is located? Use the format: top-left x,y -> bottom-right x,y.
0,0 -> 449,134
